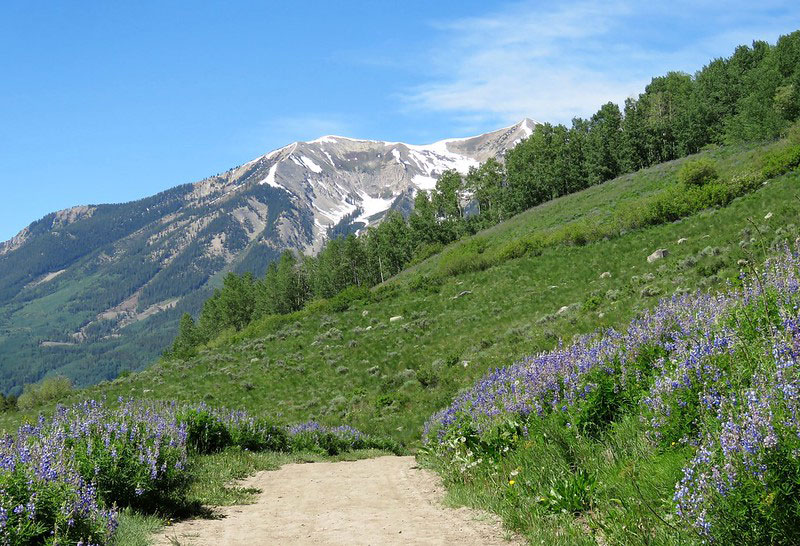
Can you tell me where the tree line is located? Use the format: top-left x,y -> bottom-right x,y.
168,31 -> 800,357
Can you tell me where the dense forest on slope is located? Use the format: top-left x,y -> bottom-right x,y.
0,183 -> 298,394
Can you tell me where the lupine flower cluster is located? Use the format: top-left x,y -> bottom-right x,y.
0,398 -> 189,545
424,243 -> 800,542
0,396 -> 383,543
288,421 -> 399,455
423,287 -> 745,444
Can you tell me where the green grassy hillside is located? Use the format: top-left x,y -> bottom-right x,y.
0,124 -> 798,546
9,131 -> 794,448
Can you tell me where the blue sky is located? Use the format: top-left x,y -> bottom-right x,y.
1,1 -> 798,242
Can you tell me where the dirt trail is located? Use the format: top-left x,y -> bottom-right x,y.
154,455 -> 518,546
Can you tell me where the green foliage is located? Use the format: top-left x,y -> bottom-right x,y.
287,427 -> 402,456
231,418 -> 289,452
497,234 -> 544,262
179,409 -> 234,454
408,242 -> 444,265
706,443 -> 800,545
408,273 -> 443,294
536,469 -> 598,515
17,376 -> 73,410
679,158 -> 719,186
436,238 -> 495,277
324,285 -> 371,313
0,393 -> 17,412
761,142 -> 800,178
178,408 -> 292,456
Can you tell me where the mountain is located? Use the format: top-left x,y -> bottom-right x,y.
0,119 -> 536,393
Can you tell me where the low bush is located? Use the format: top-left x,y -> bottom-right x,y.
497,234 -> 545,261
231,417 -> 288,452
678,158 -> 719,186
325,285 -> 371,313
761,142 -> 800,179
67,401 -> 190,510
408,273 -> 443,293
178,406 -> 290,454
179,408 -> 234,454
287,421 -> 402,455
409,242 -> 445,265
437,238 -> 495,277
17,375 -> 73,410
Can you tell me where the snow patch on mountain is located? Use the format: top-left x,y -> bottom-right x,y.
356,192 -> 397,224
300,156 -> 323,173
259,164 -> 289,191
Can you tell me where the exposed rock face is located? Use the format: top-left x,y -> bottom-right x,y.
0,119 -> 536,391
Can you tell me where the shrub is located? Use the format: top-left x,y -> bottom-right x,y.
409,242 -> 444,265
408,273 -> 443,293
416,363 -> 440,388
17,375 -> 73,410
179,408 -> 233,454
0,399 -> 193,543
287,421 -> 401,455
325,285 -> 371,313
497,234 -> 544,261
437,238 -> 494,277
761,142 -> 800,179
678,158 -> 718,187
231,418 -> 288,452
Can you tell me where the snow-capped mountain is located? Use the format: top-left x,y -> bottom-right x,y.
0,119 -> 536,391
187,118 -> 536,251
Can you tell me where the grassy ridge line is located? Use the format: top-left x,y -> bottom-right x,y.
396,138 -> 777,282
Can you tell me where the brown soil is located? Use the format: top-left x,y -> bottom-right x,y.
154,455 -> 519,545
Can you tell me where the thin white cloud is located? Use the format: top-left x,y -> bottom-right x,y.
405,0 -> 800,125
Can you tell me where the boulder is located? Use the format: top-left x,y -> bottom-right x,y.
677,237 -> 688,244
600,271 -> 611,279
647,249 -> 669,263
389,315 -> 403,323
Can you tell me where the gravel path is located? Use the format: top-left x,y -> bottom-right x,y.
154,455 -> 518,545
